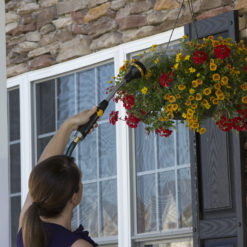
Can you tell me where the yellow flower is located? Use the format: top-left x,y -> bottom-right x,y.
178,84 -> 186,90
97,109 -> 104,117
196,73 -> 200,77
138,53 -> 143,57
149,44 -> 157,52
189,67 -> 196,73
182,113 -> 187,118
208,35 -> 214,40
191,103 -> 198,109
176,53 -> 183,62
240,83 -> 247,91
164,93 -> 170,100
203,88 -> 212,95
196,93 -> 202,101
192,80 -> 198,88
212,98 -> 219,105
215,89 -> 223,98
154,58 -> 159,64
210,59 -> 215,64
199,128 -> 206,135
217,94 -> 225,100
189,88 -> 195,94
242,96 -> 247,103
174,63 -> 179,70
210,63 -> 217,71
193,122 -> 199,129
169,95 -> 176,103
212,73 -> 220,81
185,100 -> 191,106
176,94 -> 181,99
141,87 -> 148,95
185,55 -> 190,60
166,104 -> 173,112
108,80 -> 113,84
197,79 -> 203,85
221,76 -> 229,86
145,70 -> 152,80
182,35 -> 188,39
214,82 -> 221,90
172,104 -> 178,111
212,40 -> 220,47
189,95 -> 195,101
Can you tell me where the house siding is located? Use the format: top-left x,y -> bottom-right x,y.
5,0 -> 247,78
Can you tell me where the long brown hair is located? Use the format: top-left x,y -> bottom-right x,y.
22,155 -> 81,247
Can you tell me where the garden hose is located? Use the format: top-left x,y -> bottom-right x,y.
65,61 -> 146,157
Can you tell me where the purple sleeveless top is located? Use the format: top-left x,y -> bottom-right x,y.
17,223 -> 98,247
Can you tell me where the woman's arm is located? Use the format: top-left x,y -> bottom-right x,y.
18,106 -> 97,231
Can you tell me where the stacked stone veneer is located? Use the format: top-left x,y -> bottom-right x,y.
5,0 -> 247,78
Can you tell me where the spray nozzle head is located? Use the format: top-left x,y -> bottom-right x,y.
124,61 -> 147,83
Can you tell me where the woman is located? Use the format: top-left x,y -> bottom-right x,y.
17,106 -> 98,247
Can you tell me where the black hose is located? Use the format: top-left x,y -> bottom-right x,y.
65,141 -> 77,157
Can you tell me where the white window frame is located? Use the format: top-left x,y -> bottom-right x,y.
6,26 -> 191,247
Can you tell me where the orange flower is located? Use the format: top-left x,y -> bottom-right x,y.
214,83 -> 221,90
242,96 -> 247,103
191,103 -> 198,109
212,73 -> 220,81
169,95 -> 176,103
221,76 -> 229,86
192,80 -> 198,88
188,95 -> 195,101
164,93 -> 170,100
240,83 -> 247,91
178,84 -> 186,90
195,93 -> 202,101
176,94 -> 181,99
210,63 -> 217,71
203,88 -> 212,95
212,40 -> 220,47
172,104 -> 178,111
197,79 -> 203,85
199,128 -> 206,135
212,98 -> 219,105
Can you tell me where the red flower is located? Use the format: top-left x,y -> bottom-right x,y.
109,111 -> 119,125
113,97 -> 119,103
160,72 -> 174,87
125,113 -> 140,128
192,50 -> 208,64
123,95 -> 135,110
214,45 -> 231,59
155,127 -> 172,137
244,66 -> 247,72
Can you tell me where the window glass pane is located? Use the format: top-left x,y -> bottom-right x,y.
137,174 -> 156,233
158,171 -> 176,230
99,124 -> 116,178
36,80 -> 56,135
10,144 -> 21,194
136,239 -> 193,247
78,131 -> 97,180
8,89 -> 20,141
157,132 -> 175,168
80,183 -> 98,237
178,168 -> 192,228
37,135 -> 53,159
11,196 -> 21,247
135,123 -> 155,172
100,179 -> 118,236
57,75 -> 75,128
77,69 -> 96,110
97,62 -> 114,121
177,122 -> 190,166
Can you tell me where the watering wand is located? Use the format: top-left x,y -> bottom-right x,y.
65,61 -> 147,157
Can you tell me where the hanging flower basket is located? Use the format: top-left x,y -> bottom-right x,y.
107,35 -> 247,137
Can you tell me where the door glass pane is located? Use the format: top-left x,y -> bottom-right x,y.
36,80 -> 56,135
37,135 -> 53,159
57,75 -> 75,128
158,171 -> 176,230
10,144 -> 21,194
178,168 -> 192,227
8,89 -> 20,141
11,196 -> 21,247
136,123 -> 155,172
100,179 -> 118,236
99,124 -> 116,178
137,174 -> 156,233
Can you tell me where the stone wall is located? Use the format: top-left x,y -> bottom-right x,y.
5,0 -> 247,78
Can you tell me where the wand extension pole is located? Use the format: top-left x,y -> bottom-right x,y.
65,61 -> 146,157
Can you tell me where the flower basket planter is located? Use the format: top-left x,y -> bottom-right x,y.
108,36 -> 247,137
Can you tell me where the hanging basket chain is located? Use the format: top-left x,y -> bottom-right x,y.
187,0 -> 199,40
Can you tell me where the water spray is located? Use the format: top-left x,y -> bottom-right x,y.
65,61 -> 147,157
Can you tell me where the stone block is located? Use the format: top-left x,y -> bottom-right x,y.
40,0 -> 58,7
196,6 -> 233,21
9,53 -> 29,65
117,15 -> 147,31
6,1 -> 18,11
240,28 -> 247,39
25,31 -> 41,42
40,32 -> 56,46
5,12 -> 19,25
88,16 -> 118,38
17,3 -> 40,15
239,15 -> 247,30
56,35 -> 91,62
116,6 -> 131,19
28,43 -> 59,58
84,2 -> 114,23
90,31 -> 123,50
6,22 -> 18,34
29,54 -> 55,70
40,24 -> 56,35
71,10 -> 88,25
20,15 -> 35,25
57,0 -> 89,15
14,41 -> 39,54
37,6 -> 57,30
111,0 -> 126,11
7,63 -> 28,78
7,35 -> 26,47
147,10 -> 169,25
154,0 -> 179,11
122,25 -> 155,42
54,29 -> 73,42
88,0 -> 108,8
52,17 -> 73,29
235,0 -> 247,12
11,22 -> 36,36
129,0 -> 155,14
71,24 -> 89,34
193,0 -> 232,13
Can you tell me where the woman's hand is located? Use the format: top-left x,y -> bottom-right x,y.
66,106 -> 98,131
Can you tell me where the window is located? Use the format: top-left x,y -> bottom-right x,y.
33,62 -> 118,244
8,88 -> 21,247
